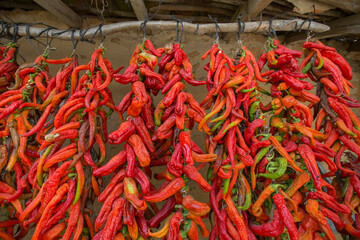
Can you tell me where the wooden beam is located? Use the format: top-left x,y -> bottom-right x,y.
247,0 -> 274,20
230,7 -> 247,22
148,4 -> 232,15
146,0 -> 239,10
129,0 -> 147,21
0,2 -> 42,10
145,0 -> 243,6
285,25 -> 360,43
0,19 -> 330,41
315,25 -> 360,39
328,13 -> 360,28
231,0 -> 273,23
153,14 -> 229,23
33,0 -> 82,28
317,0 -> 360,13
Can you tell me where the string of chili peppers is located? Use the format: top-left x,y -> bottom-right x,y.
199,42 -> 273,240
0,42 -> 18,92
0,44 -> 118,239
302,40 -> 360,239
91,39 -> 165,239
250,38 -> 360,240
29,47 -> 118,240
149,42 -> 213,239
252,38 -> 334,240
0,49 -> 75,238
0,33 -> 359,240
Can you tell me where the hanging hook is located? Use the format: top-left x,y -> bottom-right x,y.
170,13 -> 193,43
140,0 -> 162,40
267,19 -> 277,40
71,27 -> 90,55
208,15 -> 222,44
25,24 -> 40,56
42,26 -> 56,56
267,12 -> 289,39
89,23 -> 104,47
194,23 -> 199,35
0,11 -> 22,43
297,5 -> 315,41
237,15 -> 245,43
253,12 -> 263,33
87,22 -> 104,45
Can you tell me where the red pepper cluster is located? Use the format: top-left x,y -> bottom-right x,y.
0,43 -> 18,92
0,36 -> 359,240
0,46 -> 118,239
92,41 -> 212,239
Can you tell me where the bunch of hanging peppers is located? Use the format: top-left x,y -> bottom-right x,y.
0,44 -> 120,239
244,38 -> 359,240
0,42 -> 18,92
0,35 -> 359,240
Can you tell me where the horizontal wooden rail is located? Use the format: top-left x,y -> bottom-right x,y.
0,19 -> 330,41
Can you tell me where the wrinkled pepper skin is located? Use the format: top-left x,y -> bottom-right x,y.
144,178 -> 185,202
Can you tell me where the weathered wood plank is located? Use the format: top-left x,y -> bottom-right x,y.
148,4 -> 232,15
316,25 -> 360,39
328,13 -> 360,28
145,0 -> 243,6
129,0 -> 147,21
317,0 -> 360,13
153,14 -> 229,23
33,0 -> 82,28
0,19 -> 330,41
285,25 -> 360,43
247,0 -> 274,20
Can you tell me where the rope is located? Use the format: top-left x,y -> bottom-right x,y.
237,15 -> 245,42
140,0 -> 162,40
170,14 -> 193,43
208,15 -> 222,44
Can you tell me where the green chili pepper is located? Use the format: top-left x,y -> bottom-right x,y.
274,135 -> 283,143
223,177 -> 230,197
122,226 -> 129,236
258,157 -> 288,179
256,86 -> 271,96
342,177 -> 350,198
67,108 -> 86,122
68,173 -> 77,179
239,184 -> 251,211
249,100 -> 260,122
255,146 -> 271,165
240,86 -> 256,93
180,220 -> 192,238
316,56 -> 324,70
264,197 -> 272,213
105,108 -> 113,117
38,145 -> 53,185
211,119 -> 225,132
301,62 -> 312,74
207,165 -> 214,181
249,91 -> 258,99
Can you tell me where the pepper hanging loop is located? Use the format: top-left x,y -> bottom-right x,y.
237,15 -> 245,43
208,15 -> 222,45
88,22 -> 104,47
268,19 -> 277,40
298,5 -> 315,42
170,14 -> 193,44
140,0 -> 162,41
